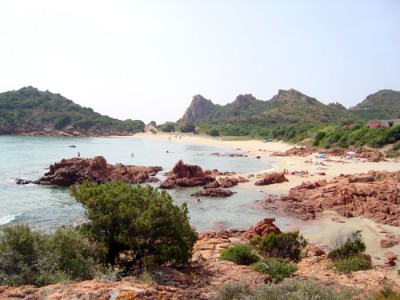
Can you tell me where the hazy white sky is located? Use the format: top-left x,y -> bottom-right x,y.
0,0 -> 399,124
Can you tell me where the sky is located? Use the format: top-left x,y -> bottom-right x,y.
0,0 -> 399,124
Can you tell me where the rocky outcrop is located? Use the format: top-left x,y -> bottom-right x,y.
178,95 -> 215,124
255,172 -> 288,186
160,160 -> 215,189
191,188 -> 234,198
259,171 -> 400,225
271,146 -> 385,162
20,156 -> 162,187
241,218 -> 281,240
270,89 -> 318,105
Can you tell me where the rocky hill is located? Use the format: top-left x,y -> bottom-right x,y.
179,94 -> 215,123
350,89 -> 400,120
0,86 -> 145,136
177,89 -> 356,126
178,89 -> 400,126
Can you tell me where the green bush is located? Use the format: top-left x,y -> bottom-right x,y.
179,123 -> 196,133
160,122 -> 176,132
0,225 -> 98,286
253,231 -> 307,262
252,258 -> 298,283
71,182 -> 198,268
219,244 -> 259,265
328,230 -> 366,260
333,256 -> 371,274
208,128 -> 220,137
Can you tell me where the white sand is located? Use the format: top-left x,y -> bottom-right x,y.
131,132 -> 400,264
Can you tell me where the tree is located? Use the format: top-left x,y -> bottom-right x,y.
70,182 -> 198,268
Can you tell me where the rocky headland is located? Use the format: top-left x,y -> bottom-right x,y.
16,156 -> 162,187
258,170 -> 400,226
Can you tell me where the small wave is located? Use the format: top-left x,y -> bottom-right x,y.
0,214 -> 16,225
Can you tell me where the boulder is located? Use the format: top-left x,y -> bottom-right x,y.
242,218 -> 281,240
160,160 -> 215,189
255,172 -> 288,186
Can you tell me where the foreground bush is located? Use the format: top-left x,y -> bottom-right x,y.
333,256 -> 372,274
252,231 -> 307,262
214,278 -> 356,300
252,258 -> 298,283
219,244 -> 259,265
71,182 -> 198,268
0,225 -> 98,286
328,230 -> 366,260
328,230 -> 371,273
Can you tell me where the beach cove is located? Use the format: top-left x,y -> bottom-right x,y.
132,132 -> 400,265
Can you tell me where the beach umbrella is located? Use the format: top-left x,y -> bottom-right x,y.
316,153 -> 326,158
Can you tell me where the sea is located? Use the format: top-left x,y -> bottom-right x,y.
0,135 -> 293,233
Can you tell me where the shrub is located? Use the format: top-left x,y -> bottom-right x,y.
252,258 -> 298,283
219,244 -> 259,265
208,128 -> 220,137
254,231 -> 307,262
0,225 -> 98,286
213,282 -> 250,300
70,182 -> 198,268
160,122 -> 176,132
328,230 -> 366,260
252,278 -> 356,300
213,278 -> 356,300
179,123 -> 196,133
372,285 -> 400,300
333,256 -> 371,274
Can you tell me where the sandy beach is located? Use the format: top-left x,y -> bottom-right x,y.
132,132 -> 400,264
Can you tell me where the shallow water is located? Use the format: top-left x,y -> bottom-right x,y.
0,135 -> 291,232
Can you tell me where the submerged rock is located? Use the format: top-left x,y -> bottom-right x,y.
191,188 -> 235,198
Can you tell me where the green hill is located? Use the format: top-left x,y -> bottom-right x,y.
349,89 -> 400,120
179,89 -> 357,127
0,87 -> 144,136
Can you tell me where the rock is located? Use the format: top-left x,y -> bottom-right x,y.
191,188 -> 234,198
34,156 -> 162,187
178,95 -> 215,124
218,177 -> 240,188
255,172 -> 288,186
15,178 -> 33,185
241,218 -> 281,240
160,160 -> 215,189
258,171 -> 400,226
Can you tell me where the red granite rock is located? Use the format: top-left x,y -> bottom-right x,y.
34,156 -> 161,187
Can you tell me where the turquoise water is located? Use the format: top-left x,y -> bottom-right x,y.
0,135 -> 289,232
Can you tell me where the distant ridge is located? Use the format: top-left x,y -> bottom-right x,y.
0,86 -> 145,136
350,89 -> 400,120
178,88 -> 360,126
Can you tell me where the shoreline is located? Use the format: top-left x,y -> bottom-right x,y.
129,132 -> 400,265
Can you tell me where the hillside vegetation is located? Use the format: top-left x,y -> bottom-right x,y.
170,89 -> 400,152
0,86 -> 144,136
